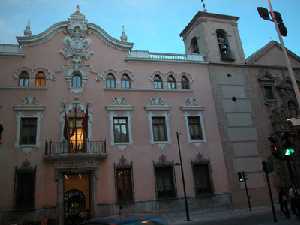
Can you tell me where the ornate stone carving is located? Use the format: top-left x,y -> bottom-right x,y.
22,96 -> 38,105
185,97 -> 198,106
154,154 -> 173,166
115,155 -> 132,168
149,97 -> 166,106
112,97 -> 128,105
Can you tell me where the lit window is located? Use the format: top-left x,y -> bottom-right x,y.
167,75 -> 176,89
20,118 -> 37,145
188,116 -> 203,140
181,76 -> 190,89
152,117 -> 167,142
71,73 -> 82,89
153,75 -> 163,89
19,71 -> 30,87
35,71 -> 46,88
121,74 -> 131,89
155,166 -> 176,199
68,116 -> 84,153
106,73 -> 116,88
113,117 -> 129,143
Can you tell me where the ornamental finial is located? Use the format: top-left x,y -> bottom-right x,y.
120,25 -> 128,42
201,0 -> 207,12
24,20 -> 32,37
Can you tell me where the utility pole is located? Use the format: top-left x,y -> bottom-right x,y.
176,131 -> 191,221
266,0 -> 300,112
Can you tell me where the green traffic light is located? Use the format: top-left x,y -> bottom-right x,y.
284,148 -> 295,156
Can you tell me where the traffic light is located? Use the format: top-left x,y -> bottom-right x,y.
257,7 -> 270,20
281,132 -> 295,157
238,172 -> 247,182
273,11 -> 287,36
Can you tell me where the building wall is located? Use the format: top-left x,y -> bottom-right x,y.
0,10 -> 230,222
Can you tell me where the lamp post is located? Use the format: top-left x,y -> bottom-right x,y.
176,131 -> 191,221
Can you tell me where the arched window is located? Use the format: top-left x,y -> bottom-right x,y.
216,29 -> 234,61
71,73 -> 82,89
106,73 -> 116,88
190,37 -> 199,54
167,75 -> 176,89
153,75 -> 163,89
181,76 -> 190,89
18,71 -> 30,87
121,74 -> 131,89
35,71 -> 46,88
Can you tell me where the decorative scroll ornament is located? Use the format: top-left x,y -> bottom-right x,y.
61,5 -> 93,66
112,97 -> 128,105
149,97 -> 166,106
185,97 -> 198,106
22,96 -> 38,105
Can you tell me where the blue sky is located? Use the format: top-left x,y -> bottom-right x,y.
0,0 -> 298,57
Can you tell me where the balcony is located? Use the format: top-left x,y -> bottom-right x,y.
44,140 -> 107,162
126,50 -> 205,63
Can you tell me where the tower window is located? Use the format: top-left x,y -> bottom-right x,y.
216,29 -> 234,61
190,37 -> 199,54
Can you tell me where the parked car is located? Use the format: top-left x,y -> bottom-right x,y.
81,215 -> 168,225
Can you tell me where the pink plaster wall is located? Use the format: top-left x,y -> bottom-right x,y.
0,26 -> 229,210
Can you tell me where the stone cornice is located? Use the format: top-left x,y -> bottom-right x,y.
13,105 -> 46,111
105,105 -> 134,111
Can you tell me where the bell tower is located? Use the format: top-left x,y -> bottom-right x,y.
180,11 -> 245,64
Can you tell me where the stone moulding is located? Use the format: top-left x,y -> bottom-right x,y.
17,22 -> 133,50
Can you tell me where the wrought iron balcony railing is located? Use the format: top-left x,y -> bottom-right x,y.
44,140 -> 107,160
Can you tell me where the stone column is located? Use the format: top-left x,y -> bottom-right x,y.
57,173 -> 64,225
91,171 -> 97,217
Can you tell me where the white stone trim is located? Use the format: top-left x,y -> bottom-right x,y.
184,111 -> 206,144
108,111 -> 133,149
147,111 -> 171,145
15,112 -> 43,152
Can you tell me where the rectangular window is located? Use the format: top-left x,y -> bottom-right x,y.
115,167 -> 133,203
113,117 -> 129,143
20,118 -> 37,145
263,85 -> 274,99
192,164 -> 212,196
152,117 -> 167,142
15,169 -> 35,209
155,166 -> 176,199
188,116 -> 203,140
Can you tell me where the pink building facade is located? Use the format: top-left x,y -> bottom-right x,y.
0,8 -> 232,225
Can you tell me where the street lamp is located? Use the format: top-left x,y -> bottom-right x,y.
176,131 -> 191,221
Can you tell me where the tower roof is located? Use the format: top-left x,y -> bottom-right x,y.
180,11 -> 239,38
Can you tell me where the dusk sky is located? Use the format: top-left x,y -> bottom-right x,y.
0,0 -> 298,57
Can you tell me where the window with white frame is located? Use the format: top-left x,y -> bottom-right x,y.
20,117 -> 38,145
18,71 -> 30,88
113,117 -> 129,143
71,73 -> 82,89
187,116 -> 203,141
153,75 -> 163,89
152,116 -> 168,142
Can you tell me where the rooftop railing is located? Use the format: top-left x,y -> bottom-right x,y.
126,50 -> 205,63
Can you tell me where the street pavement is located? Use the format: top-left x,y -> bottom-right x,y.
161,206 -> 300,225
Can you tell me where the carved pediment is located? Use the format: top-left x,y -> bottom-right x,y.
105,97 -> 133,111
258,71 -> 275,83
145,97 -> 171,111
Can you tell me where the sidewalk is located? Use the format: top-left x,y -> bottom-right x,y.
161,206 -> 299,225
